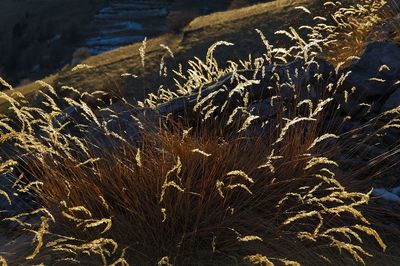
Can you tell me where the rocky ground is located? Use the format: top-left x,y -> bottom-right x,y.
81,0 -> 171,55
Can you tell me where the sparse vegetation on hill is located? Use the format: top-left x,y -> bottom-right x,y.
0,0 -> 400,265
13,0 -> 392,106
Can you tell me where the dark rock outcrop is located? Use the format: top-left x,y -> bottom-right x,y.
382,88 -> 400,112
343,42 -> 400,98
152,58 -> 335,119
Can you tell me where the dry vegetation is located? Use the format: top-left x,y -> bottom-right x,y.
0,0 -> 399,265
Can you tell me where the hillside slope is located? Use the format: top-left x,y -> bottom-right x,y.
3,0 -> 394,107
0,0 -> 237,86
6,0 -> 313,104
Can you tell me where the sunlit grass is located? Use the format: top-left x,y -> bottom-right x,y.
0,0 -> 399,265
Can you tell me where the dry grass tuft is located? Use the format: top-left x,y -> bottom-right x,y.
0,0 -> 399,265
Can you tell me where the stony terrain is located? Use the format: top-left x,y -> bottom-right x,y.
81,0 -> 171,55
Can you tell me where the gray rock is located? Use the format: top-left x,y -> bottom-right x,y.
337,155 -> 364,170
343,42 -> 400,98
381,88 -> 400,112
387,128 -> 400,139
383,131 -> 399,146
0,174 -> 37,222
248,97 -> 279,120
358,143 -> 387,159
341,120 -> 361,133
336,89 -> 362,116
382,128 -> 400,145
154,58 -> 334,119
352,104 -> 373,121
85,103 -> 142,149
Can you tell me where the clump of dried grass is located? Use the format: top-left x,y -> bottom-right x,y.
320,0 -> 388,66
0,93 -> 388,264
0,0 -> 399,265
